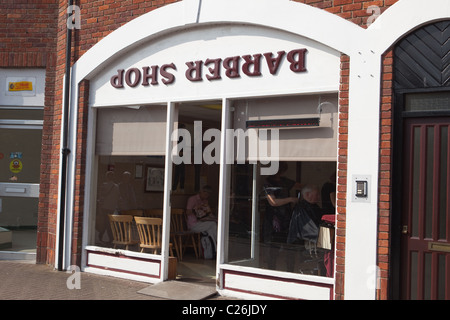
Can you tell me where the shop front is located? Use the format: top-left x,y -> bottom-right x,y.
69,1 -> 343,300
56,0 -> 450,300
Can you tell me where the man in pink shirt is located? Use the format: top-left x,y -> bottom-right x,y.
186,185 -> 217,250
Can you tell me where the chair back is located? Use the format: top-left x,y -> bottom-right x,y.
170,208 -> 187,233
144,208 -> 163,218
120,209 -> 144,216
108,214 -> 134,244
169,208 -> 201,260
134,216 -> 163,252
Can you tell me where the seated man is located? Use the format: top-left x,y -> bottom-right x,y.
286,184 -> 323,272
287,184 -> 323,244
186,185 -> 218,250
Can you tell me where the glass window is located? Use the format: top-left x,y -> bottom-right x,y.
405,92 -> 450,112
225,161 -> 336,277
91,155 -> 166,251
223,94 -> 338,278
90,105 -> 168,253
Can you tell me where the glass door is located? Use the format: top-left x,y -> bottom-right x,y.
0,109 -> 43,256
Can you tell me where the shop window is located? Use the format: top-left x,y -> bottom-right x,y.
91,155 -> 166,251
90,105 -> 168,252
225,161 -> 336,277
224,94 -> 338,277
89,105 -> 221,254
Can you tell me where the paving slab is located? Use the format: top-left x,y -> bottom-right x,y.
138,280 -> 217,300
0,260 -> 227,300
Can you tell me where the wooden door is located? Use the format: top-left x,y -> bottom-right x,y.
401,117 -> 450,299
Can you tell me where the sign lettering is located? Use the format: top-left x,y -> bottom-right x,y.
110,48 -> 307,89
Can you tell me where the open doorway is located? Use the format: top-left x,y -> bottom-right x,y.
172,101 -> 222,283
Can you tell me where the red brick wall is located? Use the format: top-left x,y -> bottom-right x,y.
377,49 -> 394,300
335,54 -> 350,300
0,0 -> 59,265
49,0 -> 399,299
70,80 -> 90,267
296,0 -> 396,26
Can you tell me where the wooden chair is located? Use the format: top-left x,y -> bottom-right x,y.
170,208 -> 202,260
144,208 -> 163,218
120,209 -> 144,216
108,215 -> 138,250
134,216 -> 174,255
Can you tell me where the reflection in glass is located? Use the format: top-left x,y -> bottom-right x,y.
225,161 -> 336,278
91,155 -> 165,252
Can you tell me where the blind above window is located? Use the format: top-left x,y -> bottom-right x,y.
96,106 -> 167,156
232,94 -> 338,161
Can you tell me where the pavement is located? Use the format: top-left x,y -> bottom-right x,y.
0,259 -> 228,301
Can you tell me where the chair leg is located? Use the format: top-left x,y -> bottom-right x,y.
177,236 -> 183,261
173,236 -> 181,260
191,235 -> 199,259
197,234 -> 202,259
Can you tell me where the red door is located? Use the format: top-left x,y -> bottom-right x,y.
401,117 -> 450,300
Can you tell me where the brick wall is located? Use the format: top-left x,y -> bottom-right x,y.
49,0 -> 399,299
0,0 -> 59,265
377,49 -> 394,300
335,54 -> 350,300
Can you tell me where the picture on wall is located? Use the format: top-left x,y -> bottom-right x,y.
145,166 -> 165,192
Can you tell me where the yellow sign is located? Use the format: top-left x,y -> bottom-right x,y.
9,159 -> 22,173
8,81 -> 33,92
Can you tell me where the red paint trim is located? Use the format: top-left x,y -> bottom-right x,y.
86,249 -> 161,279
223,269 -> 334,300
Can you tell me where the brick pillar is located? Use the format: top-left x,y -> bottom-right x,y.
377,49 -> 394,300
335,54 -> 350,300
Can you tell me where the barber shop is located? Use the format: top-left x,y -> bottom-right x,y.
72,4 -> 341,299
8,0 -> 448,300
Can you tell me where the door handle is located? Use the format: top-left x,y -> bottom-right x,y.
402,225 -> 408,234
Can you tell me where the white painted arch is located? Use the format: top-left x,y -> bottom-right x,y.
369,0 -> 450,54
72,0 -> 362,83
